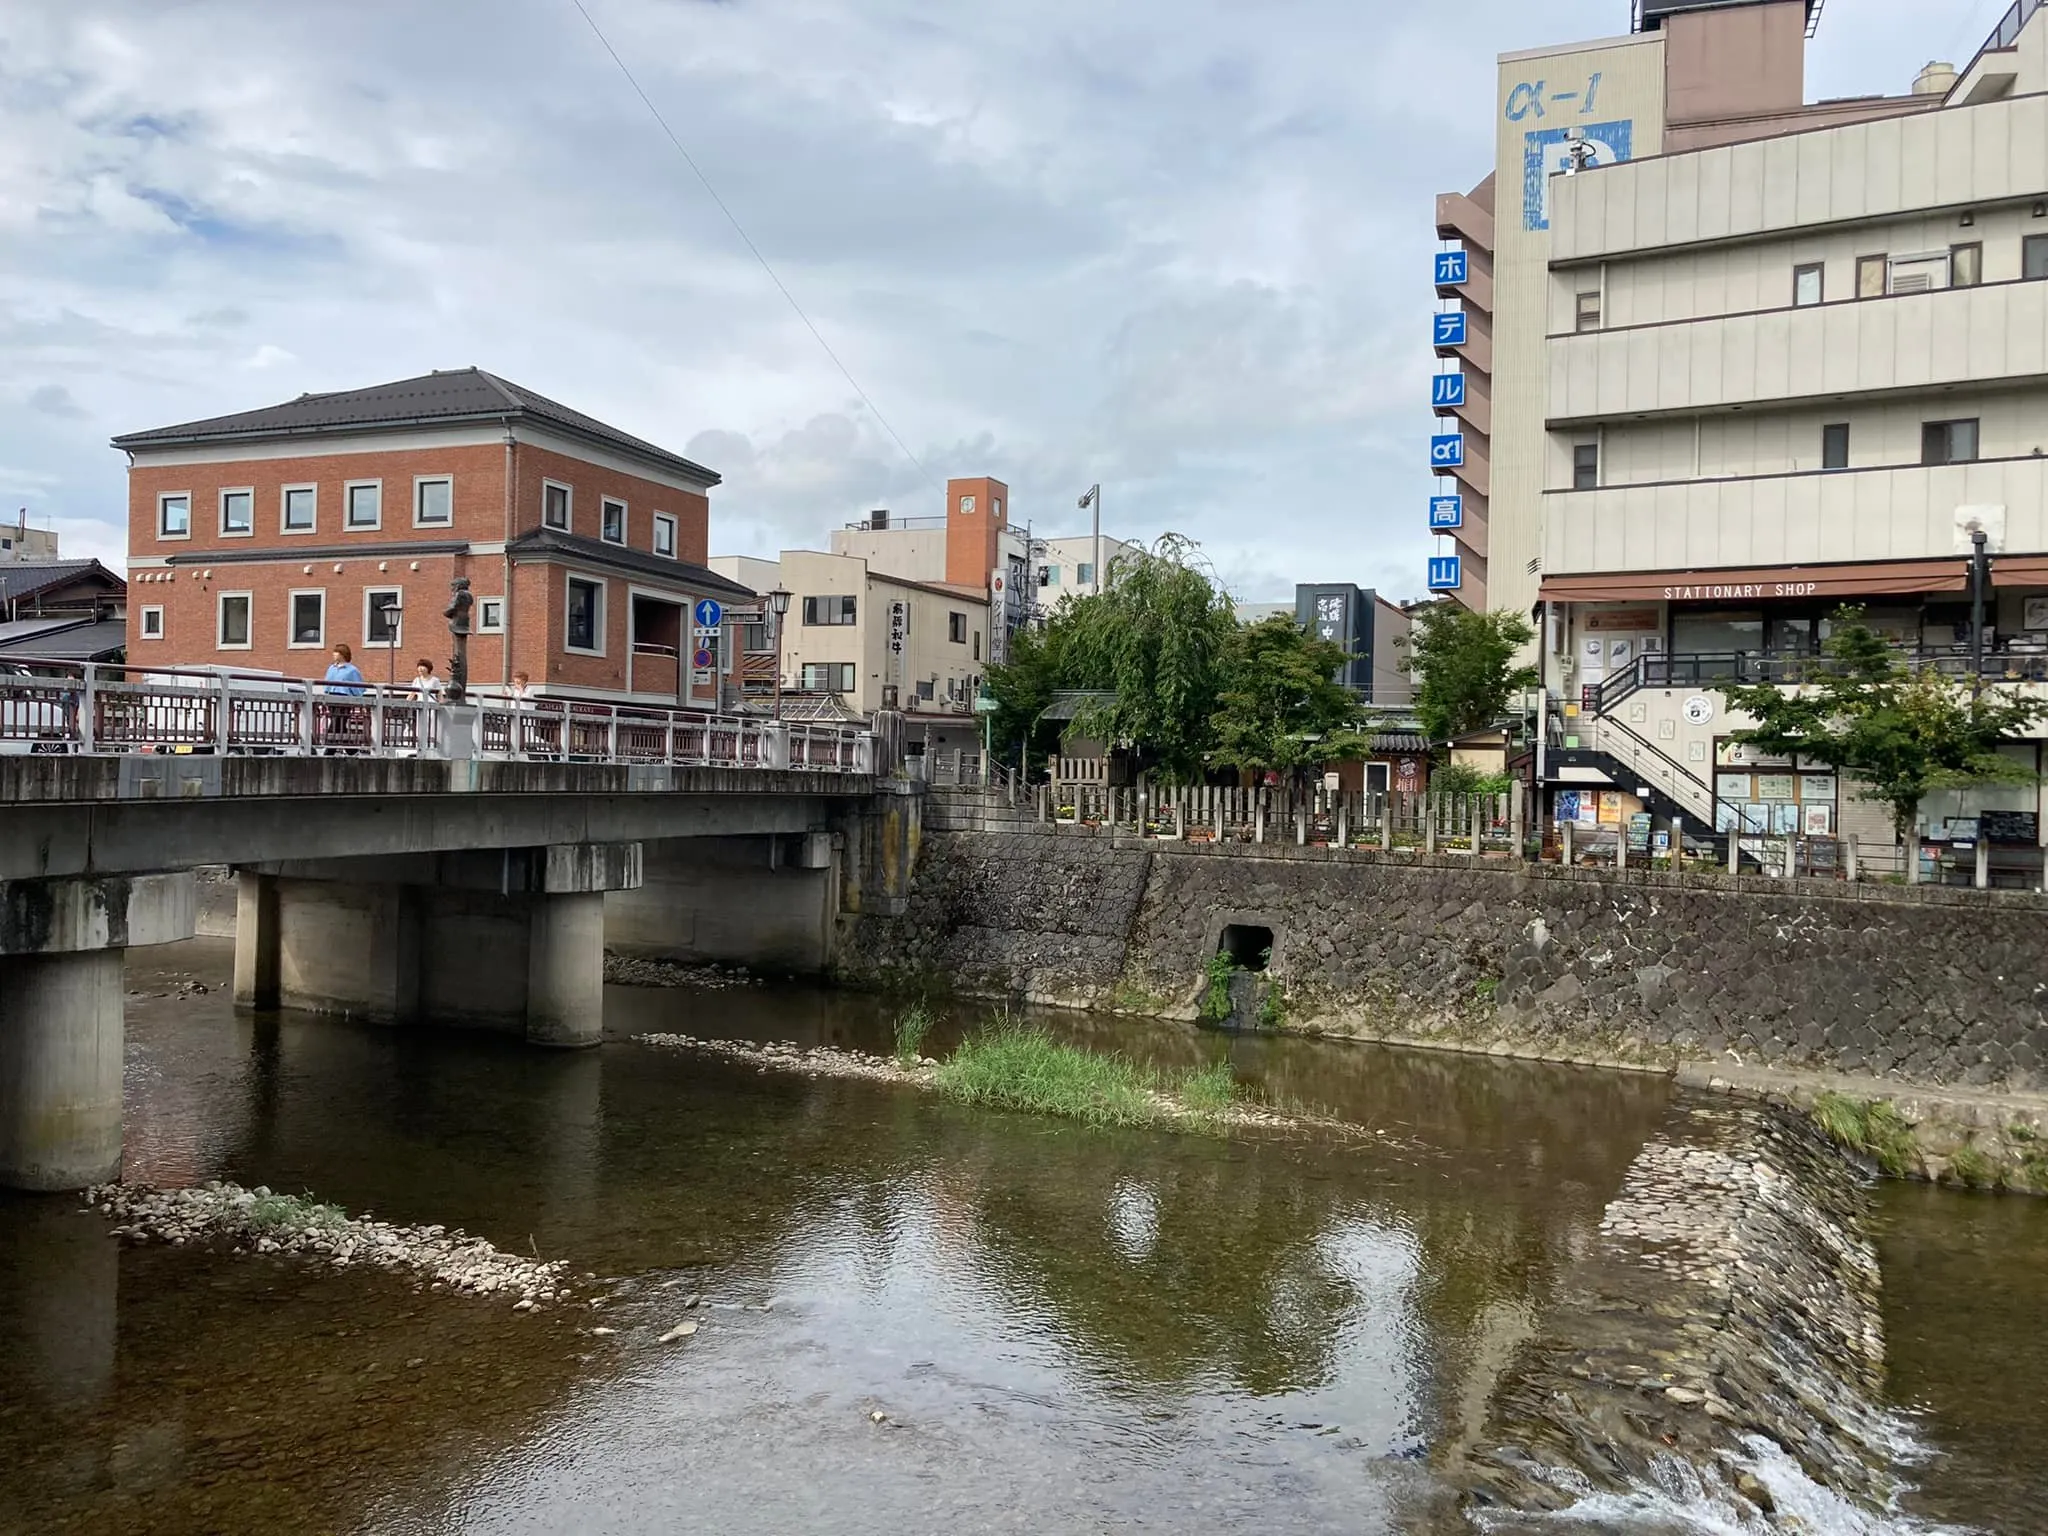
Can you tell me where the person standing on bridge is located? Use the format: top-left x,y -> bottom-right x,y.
411,658 -> 444,701
322,643 -> 366,751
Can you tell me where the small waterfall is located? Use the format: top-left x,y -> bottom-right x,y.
1459,1097 -> 1946,1532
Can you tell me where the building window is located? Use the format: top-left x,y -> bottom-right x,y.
543,481 -> 571,531
282,485 -> 316,533
948,610 -> 967,643
140,605 -> 164,640
287,590 -> 326,647
157,494 -> 191,539
566,576 -> 603,653
916,679 -> 935,702
364,588 -> 403,647
1575,290 -> 1601,330
217,592 -> 252,650
600,498 -> 625,544
1792,263 -> 1823,307
345,482 -> 381,529
800,662 -> 856,692
476,597 -> 505,634
653,513 -> 676,558
992,498 -> 1002,519
2024,234 -> 2048,280
742,620 -> 772,654
1922,419 -> 1981,466
1572,442 -> 1599,490
1856,255 -> 1887,298
958,495 -> 976,515
1076,562 -> 1094,586
973,631 -> 981,660
802,594 -> 857,626
1040,564 -> 1059,587
414,477 -> 452,526
220,488 -> 254,536
1822,423 -> 1850,470
1950,242 -> 1983,288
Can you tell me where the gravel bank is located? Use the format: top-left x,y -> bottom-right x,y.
88,1181 -> 574,1309
605,954 -> 758,989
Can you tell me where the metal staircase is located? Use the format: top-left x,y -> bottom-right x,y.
1552,662 -> 1721,842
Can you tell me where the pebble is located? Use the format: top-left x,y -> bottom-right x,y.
657,1322 -> 699,1344
590,1326 -> 617,1337
84,1181 -> 572,1309
604,955 -> 758,990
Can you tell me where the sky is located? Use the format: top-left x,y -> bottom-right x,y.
0,0 -> 2013,601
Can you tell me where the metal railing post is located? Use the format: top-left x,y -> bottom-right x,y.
216,672 -> 232,754
79,664 -> 97,754
1845,833 -> 1859,882
607,711 -> 620,763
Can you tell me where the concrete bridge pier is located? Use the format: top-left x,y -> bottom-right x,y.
234,844 -> 641,1047
0,873 -> 196,1192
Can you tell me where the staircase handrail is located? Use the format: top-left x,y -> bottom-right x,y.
1588,713 -> 1716,824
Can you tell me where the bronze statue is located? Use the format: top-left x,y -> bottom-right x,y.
444,577 -> 474,703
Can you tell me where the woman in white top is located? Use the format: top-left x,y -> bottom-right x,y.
411,659 -> 444,700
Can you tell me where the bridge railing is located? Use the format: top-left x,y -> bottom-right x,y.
0,660 -> 870,772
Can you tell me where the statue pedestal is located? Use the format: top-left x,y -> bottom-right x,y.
435,703 -> 481,761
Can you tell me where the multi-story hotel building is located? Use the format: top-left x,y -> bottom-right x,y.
117,369 -> 754,704
1435,0 -> 2048,871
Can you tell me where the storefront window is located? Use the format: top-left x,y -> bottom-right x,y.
1672,609 -> 1763,654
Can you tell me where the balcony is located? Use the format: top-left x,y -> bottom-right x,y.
1541,455 -> 2048,576
1548,279 -> 2048,425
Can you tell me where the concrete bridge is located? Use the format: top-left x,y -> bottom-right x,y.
0,665 -> 921,1193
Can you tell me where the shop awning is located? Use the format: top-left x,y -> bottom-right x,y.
1537,557 -> 1988,604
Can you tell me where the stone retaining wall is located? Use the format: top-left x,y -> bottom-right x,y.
836,827 -> 2048,1093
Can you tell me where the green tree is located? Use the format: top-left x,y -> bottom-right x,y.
1722,606 -> 2046,844
1208,615 -> 1361,777
1402,603 -> 1537,743
982,617 -> 1068,776
1059,533 -> 1237,781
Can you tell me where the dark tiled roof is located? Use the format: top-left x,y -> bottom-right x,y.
113,368 -> 720,486
0,617 -> 126,661
504,528 -> 756,600
0,560 -> 125,603
1368,732 -> 1432,754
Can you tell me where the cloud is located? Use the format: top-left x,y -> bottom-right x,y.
26,383 -> 87,418
0,0 -> 1974,597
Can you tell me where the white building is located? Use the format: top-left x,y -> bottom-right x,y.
1437,0 -> 2048,877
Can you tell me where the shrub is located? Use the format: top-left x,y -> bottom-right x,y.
1199,951 -> 1237,1023
893,1001 -> 936,1063
1811,1092 -> 1919,1178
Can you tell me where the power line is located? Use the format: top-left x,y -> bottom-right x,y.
568,0 -> 938,489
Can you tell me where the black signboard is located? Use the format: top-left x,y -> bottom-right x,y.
1980,811 -> 2040,845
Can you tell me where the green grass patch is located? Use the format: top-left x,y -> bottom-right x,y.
245,1191 -> 349,1232
1256,985 -> 1287,1030
1473,976 -> 1500,1001
1945,1143 -> 1997,1189
892,1001 -> 936,1063
1199,952 -> 1237,1023
1811,1092 -> 1920,1179
933,1021 -> 1236,1132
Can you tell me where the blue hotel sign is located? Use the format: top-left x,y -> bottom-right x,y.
1427,556 -> 1462,591
1429,433 -> 1464,470
1429,495 -> 1463,530
1433,250 -> 1468,288
1432,311 -> 1467,350
1431,373 -> 1466,410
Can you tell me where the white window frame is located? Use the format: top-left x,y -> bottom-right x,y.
476,596 -> 506,634
344,479 -> 383,531
565,573 -> 606,655
219,486 -> 255,538
600,497 -> 627,546
157,491 -> 192,541
216,591 -> 254,651
542,479 -> 573,532
412,474 -> 453,528
280,482 -> 318,535
139,605 -> 165,640
652,512 -> 677,558
363,586 -> 404,649
287,588 -> 327,649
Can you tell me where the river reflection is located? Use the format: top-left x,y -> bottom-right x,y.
0,940 -> 1682,1533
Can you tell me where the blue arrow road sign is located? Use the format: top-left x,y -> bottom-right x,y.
1432,373 -> 1466,409
1427,556 -> 1462,591
693,598 -> 723,629
1429,495 -> 1463,530
1432,311 -> 1467,349
1429,433 -> 1464,469
1434,250 -> 1469,287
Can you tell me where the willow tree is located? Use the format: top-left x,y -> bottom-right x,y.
1060,533 -> 1237,782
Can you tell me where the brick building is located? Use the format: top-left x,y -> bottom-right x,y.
116,368 -> 754,703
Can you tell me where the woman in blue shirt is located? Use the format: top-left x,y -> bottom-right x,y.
322,642 -> 365,749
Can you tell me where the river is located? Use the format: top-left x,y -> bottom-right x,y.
0,939 -> 2042,1534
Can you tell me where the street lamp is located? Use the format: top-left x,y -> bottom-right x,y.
768,585 -> 792,721
1077,484 -> 1102,596
380,594 -> 404,692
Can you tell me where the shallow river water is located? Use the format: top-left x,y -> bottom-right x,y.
1,940 -> 2044,1534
